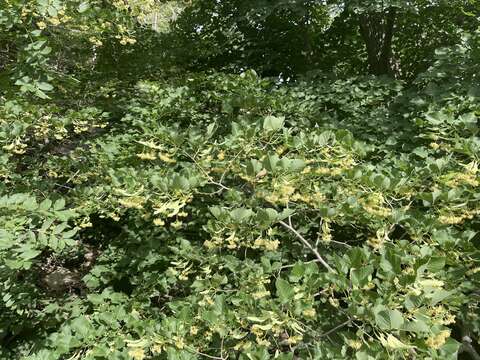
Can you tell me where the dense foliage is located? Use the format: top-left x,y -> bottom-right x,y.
1,1 -> 479,359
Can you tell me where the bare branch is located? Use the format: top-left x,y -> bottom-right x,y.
459,336 -> 480,360
318,319 -> 351,338
186,346 -> 227,360
278,220 -> 334,273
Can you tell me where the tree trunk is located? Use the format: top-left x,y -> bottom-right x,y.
358,7 -> 396,76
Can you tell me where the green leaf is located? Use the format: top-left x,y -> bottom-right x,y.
402,318 -> 429,334
206,122 -> 216,137
35,89 -> 50,99
70,316 -> 92,338
172,175 -> 189,191
230,208 -> 253,222
276,278 -> 295,304
202,310 -> 218,324
209,206 -> 224,219
440,338 -> 461,356
22,197 -> 38,211
37,82 -> 53,91
427,257 -> 445,273
351,265 -> 373,287
39,199 -> 52,211
21,248 -> 42,261
276,354 -> 294,360
263,154 -> 279,172
289,159 -> 306,172
318,206 -> 336,218
78,1 -> 90,12
374,175 -> 390,189
427,289 -> 454,305
389,309 -> 405,330
53,198 -> 65,211
246,159 -> 263,176
425,111 -> 449,125
374,306 -> 404,330
257,208 -> 278,225
290,263 -> 305,282
277,208 -> 295,221
62,229 -> 77,240
263,115 -> 284,131
53,223 -> 68,235
374,310 -> 390,330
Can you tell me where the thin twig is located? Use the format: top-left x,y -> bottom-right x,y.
318,319 -> 351,338
220,337 -> 225,360
184,151 -> 231,191
315,218 -> 323,247
325,239 -> 352,248
186,346 -> 227,360
55,183 -> 74,190
65,169 -> 80,185
280,259 -> 323,269
278,220 -> 334,273
210,180 -> 231,191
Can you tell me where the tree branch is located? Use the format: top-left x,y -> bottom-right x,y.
318,319 -> 351,338
278,220 -> 334,273
459,335 -> 480,360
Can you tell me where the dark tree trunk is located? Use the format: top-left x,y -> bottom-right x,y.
358,7 -> 397,76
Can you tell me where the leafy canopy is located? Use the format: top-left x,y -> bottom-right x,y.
0,1 -> 479,360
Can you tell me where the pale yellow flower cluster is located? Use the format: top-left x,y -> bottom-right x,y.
118,196 -> 145,209
367,228 -> 390,250
444,172 -> 478,187
253,238 -> 279,251
348,339 -> 363,350
321,220 -> 332,242
286,335 -> 303,345
315,167 -> 343,176
128,348 -> 145,360
88,36 -> 103,47
153,218 -> 165,226
138,149 -> 176,163
204,232 -> 280,252
203,235 -> 223,250
2,139 -> 27,154
167,261 -> 192,281
442,162 -> 479,187
35,7 -> 71,30
119,36 -> 137,45
360,193 -> 392,218
159,153 -> 176,163
73,119 -> 91,134
302,308 -> 316,318
289,187 -> 327,206
438,208 -> 480,225
427,305 -> 456,326
329,297 -> 340,308
425,330 -> 450,349
438,214 -> 465,225
252,290 -> 270,299
137,152 -> 156,160
264,182 -> 296,205
33,118 -> 68,140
